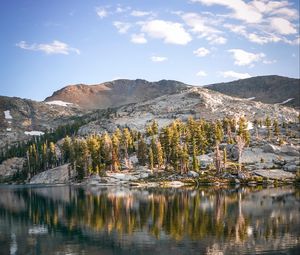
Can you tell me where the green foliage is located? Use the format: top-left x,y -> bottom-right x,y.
6,113 -> 299,182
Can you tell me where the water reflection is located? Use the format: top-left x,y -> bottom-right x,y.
0,185 -> 299,255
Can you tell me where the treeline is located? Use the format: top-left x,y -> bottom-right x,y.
0,117 -> 86,164
22,116 -> 255,180
6,114 -> 297,181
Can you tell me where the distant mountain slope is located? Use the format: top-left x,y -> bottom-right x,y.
205,75 -> 300,108
0,96 -> 85,148
79,86 -> 299,135
45,79 -> 189,109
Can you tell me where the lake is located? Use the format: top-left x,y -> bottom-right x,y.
0,185 -> 299,255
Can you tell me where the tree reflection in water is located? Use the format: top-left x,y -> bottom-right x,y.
0,185 -> 299,255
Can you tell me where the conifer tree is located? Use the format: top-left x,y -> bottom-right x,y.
179,144 -> 189,174
137,136 -> 147,166
121,128 -> 133,169
149,147 -> 154,171
111,134 -> 120,172
237,117 -> 250,145
265,116 -> 272,139
87,135 -> 101,173
151,119 -> 159,135
62,136 -> 72,163
273,119 -> 280,137
156,141 -> 164,169
48,142 -> 57,169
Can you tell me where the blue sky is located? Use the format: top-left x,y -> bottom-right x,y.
0,0 -> 299,101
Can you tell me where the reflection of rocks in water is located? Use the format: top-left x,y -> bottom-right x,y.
0,188 -> 26,212
0,186 -> 299,254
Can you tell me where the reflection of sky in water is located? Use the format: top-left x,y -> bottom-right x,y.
0,185 -> 299,255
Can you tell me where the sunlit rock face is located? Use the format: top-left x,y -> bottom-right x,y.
0,186 -> 299,254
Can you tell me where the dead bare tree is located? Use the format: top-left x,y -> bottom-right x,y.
214,142 -> 222,174
236,135 -> 246,173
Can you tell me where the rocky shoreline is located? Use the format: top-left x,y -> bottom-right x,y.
1,162 -> 297,188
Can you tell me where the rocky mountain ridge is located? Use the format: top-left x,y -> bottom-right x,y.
205,75 -> 300,108
79,86 -> 299,134
45,79 -> 189,109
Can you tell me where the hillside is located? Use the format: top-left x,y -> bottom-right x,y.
45,79 -> 189,109
205,75 -> 300,108
0,96 -> 85,148
79,86 -> 299,134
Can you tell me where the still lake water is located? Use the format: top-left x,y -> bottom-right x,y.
0,185 -> 299,255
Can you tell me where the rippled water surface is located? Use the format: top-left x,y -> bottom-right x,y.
0,185 -> 299,255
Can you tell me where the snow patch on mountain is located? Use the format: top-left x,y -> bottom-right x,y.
4,110 -> 12,119
279,98 -> 294,105
45,100 -> 73,107
24,131 -> 45,136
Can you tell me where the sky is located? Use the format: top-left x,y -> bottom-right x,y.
0,0 -> 299,101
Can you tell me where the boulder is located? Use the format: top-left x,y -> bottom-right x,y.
254,169 -> 295,180
284,165 -> 297,172
263,143 -> 300,156
280,145 -> 300,156
29,164 -> 71,184
226,144 -> 239,160
262,143 -> 280,154
187,171 -> 199,178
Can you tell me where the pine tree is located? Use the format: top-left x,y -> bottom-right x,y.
156,141 -> 164,169
41,142 -> 48,171
179,144 -> 189,175
265,116 -> 272,139
191,139 -> 199,172
137,136 -> 147,166
121,128 -> 133,169
170,127 -> 180,171
151,119 -> 159,135
62,136 -> 72,163
100,133 -> 112,171
273,119 -> 280,137
149,147 -> 154,171
48,142 -> 57,169
111,134 -> 120,171
87,135 -> 101,173
237,117 -> 250,145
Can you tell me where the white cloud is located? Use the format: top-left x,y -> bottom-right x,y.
131,10 -> 152,17
96,7 -> 108,18
181,13 -> 227,44
131,34 -> 147,44
151,56 -> 168,62
141,20 -> 192,45
193,47 -> 210,57
224,23 -> 281,44
228,49 -> 265,66
207,35 -> 227,44
116,5 -> 131,13
113,21 -> 131,34
269,17 -> 297,35
196,70 -> 207,77
221,70 -> 251,79
182,13 -> 220,37
192,0 -> 263,23
270,7 -> 299,20
16,40 -> 80,55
